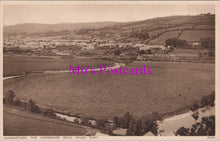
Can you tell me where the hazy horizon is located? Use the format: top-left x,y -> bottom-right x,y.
4,4 -> 215,26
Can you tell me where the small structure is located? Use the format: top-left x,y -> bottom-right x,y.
112,128 -> 127,136
95,132 -> 109,136
143,131 -> 155,136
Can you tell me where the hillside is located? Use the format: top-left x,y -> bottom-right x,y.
4,14 -> 215,45
4,106 -> 87,136
93,14 -> 215,45
3,22 -> 118,35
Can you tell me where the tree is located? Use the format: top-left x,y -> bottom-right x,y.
5,90 -> 15,105
126,117 -> 135,135
166,38 -> 188,48
13,98 -> 21,106
27,99 -> 36,112
95,119 -> 107,128
113,116 -> 121,127
191,101 -> 200,111
81,116 -> 90,126
43,109 -> 55,117
200,38 -> 215,49
176,115 -> 215,136
192,112 -> 199,120
176,127 -> 190,136
114,49 -> 121,56
190,116 -> 215,136
106,124 -> 114,135
121,111 -> 132,128
27,99 -> 41,113
138,50 -> 146,55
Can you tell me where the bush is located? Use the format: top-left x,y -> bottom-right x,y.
192,112 -> 199,120
74,118 -> 80,124
43,109 -> 56,117
208,50 -> 215,57
13,98 -> 21,106
5,90 -> 15,105
81,116 -> 90,126
113,116 -> 121,127
191,102 -> 200,111
176,127 -> 190,136
105,124 -> 114,135
200,37 -> 215,49
95,119 -> 107,128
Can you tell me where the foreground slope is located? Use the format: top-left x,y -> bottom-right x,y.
4,106 -> 87,136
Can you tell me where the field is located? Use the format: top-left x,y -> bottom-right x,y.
3,56 -> 114,76
148,31 -> 181,45
3,58 -> 215,119
179,30 -> 215,42
4,106 -> 87,136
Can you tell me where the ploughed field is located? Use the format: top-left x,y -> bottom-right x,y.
3,57 -> 215,119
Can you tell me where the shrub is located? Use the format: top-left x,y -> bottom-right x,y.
5,90 -> 15,105
200,37 -> 215,49
95,119 -> 107,128
43,109 -> 56,117
113,116 -> 121,127
73,118 -> 80,124
81,116 -> 90,126
192,112 -> 199,120
13,98 -> 21,106
176,127 -> 190,136
191,102 -> 200,111
105,124 -> 114,135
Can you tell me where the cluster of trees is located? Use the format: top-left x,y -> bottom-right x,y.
130,29 -> 149,40
200,37 -> 215,49
176,115 -> 215,136
138,50 -> 152,55
165,38 -> 188,48
191,91 -> 215,111
4,90 -> 56,117
113,112 -> 161,136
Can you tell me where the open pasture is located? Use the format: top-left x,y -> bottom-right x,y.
3,56 -> 114,76
3,61 -> 215,119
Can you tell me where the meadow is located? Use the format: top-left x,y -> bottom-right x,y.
3,60 -> 215,119
3,56 -> 114,76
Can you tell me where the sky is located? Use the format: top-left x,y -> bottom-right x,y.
3,4 -> 215,26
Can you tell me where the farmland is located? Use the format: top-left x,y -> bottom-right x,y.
3,60 -> 215,119
4,106 -> 87,136
3,56 -> 114,76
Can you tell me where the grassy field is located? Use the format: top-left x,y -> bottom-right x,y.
4,105 -> 87,136
179,30 -> 215,42
3,60 -> 215,119
3,56 -> 114,76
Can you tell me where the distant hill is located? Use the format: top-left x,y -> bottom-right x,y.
4,14 -> 215,45
3,22 -> 118,35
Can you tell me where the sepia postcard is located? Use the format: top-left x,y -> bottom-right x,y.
0,1 -> 219,140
